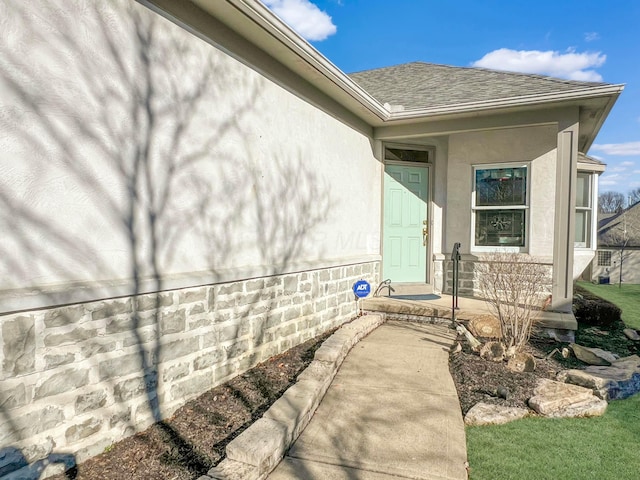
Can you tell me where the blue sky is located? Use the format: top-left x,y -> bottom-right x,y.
264,0 -> 640,198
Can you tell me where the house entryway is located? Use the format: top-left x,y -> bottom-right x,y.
383,162 -> 430,284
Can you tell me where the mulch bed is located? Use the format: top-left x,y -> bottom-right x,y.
449,319 -> 639,416
50,329 -> 334,480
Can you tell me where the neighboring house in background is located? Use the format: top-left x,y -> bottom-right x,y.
591,201 -> 640,284
0,0 -> 623,472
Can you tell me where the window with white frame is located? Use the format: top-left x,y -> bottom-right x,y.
597,250 -> 612,267
575,172 -> 593,247
473,165 -> 528,248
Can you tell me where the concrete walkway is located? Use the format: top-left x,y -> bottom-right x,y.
268,321 -> 468,480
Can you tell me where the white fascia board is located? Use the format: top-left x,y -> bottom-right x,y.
386,84 -> 625,122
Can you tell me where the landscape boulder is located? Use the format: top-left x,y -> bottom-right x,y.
558,355 -> 640,400
623,328 -> 640,341
528,378 -> 607,418
570,343 -> 617,366
468,315 -> 502,339
479,341 -> 505,363
506,352 -> 536,373
464,402 -> 529,426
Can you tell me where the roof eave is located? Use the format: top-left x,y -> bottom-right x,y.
384,84 -> 625,122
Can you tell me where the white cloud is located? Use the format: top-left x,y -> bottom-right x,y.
584,32 -> 600,42
263,0 -> 337,41
591,142 -> 640,156
599,174 -> 621,186
471,48 -> 606,81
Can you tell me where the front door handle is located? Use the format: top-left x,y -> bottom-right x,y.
423,226 -> 428,246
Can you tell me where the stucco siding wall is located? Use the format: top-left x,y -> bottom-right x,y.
0,0 -> 381,313
0,0 -> 382,474
445,125 -> 557,257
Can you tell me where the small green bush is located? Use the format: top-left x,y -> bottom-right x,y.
573,293 -> 621,327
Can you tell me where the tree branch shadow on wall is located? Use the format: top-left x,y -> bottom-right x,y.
0,1 -> 331,478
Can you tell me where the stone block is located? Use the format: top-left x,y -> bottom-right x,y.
215,362 -> 238,383
135,293 -> 174,312
219,323 -> 241,342
276,322 -> 296,339
99,353 -> 141,381
160,309 -> 186,335
283,276 -> 298,294
170,372 -> 212,401
0,383 -> 27,410
113,373 -> 157,403
92,299 -> 132,321
188,304 -> 206,316
45,353 -> 76,369
44,305 -> 85,327
163,362 -> 190,382
225,339 -> 249,360
218,283 -> 243,296
226,417 -> 288,474
75,390 -> 108,414
65,418 -> 101,442
237,293 -> 260,307
35,368 -> 89,399
207,459 -> 260,480
2,315 -> 35,376
123,328 -> 158,348
264,380 -> 323,443
283,307 -> 300,321
179,289 -> 207,304
23,406 -> 64,437
45,327 -> 97,347
81,340 -> 116,358
245,279 -> 265,292
159,337 -> 199,362
266,312 -> 283,329
194,350 -> 224,370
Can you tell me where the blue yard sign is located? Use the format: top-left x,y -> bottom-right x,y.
352,279 -> 371,298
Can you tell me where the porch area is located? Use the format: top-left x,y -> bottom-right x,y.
361,286 -> 578,333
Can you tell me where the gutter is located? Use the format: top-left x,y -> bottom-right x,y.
387,84 -> 625,122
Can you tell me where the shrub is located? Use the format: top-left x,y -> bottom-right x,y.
476,252 -> 549,355
573,294 -> 621,328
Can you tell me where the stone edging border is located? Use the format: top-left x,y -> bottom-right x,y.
197,313 -> 386,480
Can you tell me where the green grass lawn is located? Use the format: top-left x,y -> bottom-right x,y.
576,282 -> 640,329
466,394 -> 640,480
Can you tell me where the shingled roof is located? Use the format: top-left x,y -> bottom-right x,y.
599,201 -> 640,248
348,62 -> 608,111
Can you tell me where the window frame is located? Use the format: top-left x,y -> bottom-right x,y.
597,250 -> 612,267
575,171 -> 593,249
471,163 -> 530,252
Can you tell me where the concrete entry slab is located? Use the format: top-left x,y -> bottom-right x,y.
269,321 -> 468,480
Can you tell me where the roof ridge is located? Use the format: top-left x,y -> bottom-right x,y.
349,61 -> 609,87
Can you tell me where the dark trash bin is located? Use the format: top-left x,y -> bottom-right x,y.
598,275 -> 610,285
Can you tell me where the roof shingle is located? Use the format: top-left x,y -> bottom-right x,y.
348,62 -> 608,111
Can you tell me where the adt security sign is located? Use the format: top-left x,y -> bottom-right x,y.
352,280 -> 371,298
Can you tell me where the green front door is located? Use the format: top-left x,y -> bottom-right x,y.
383,164 -> 429,283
